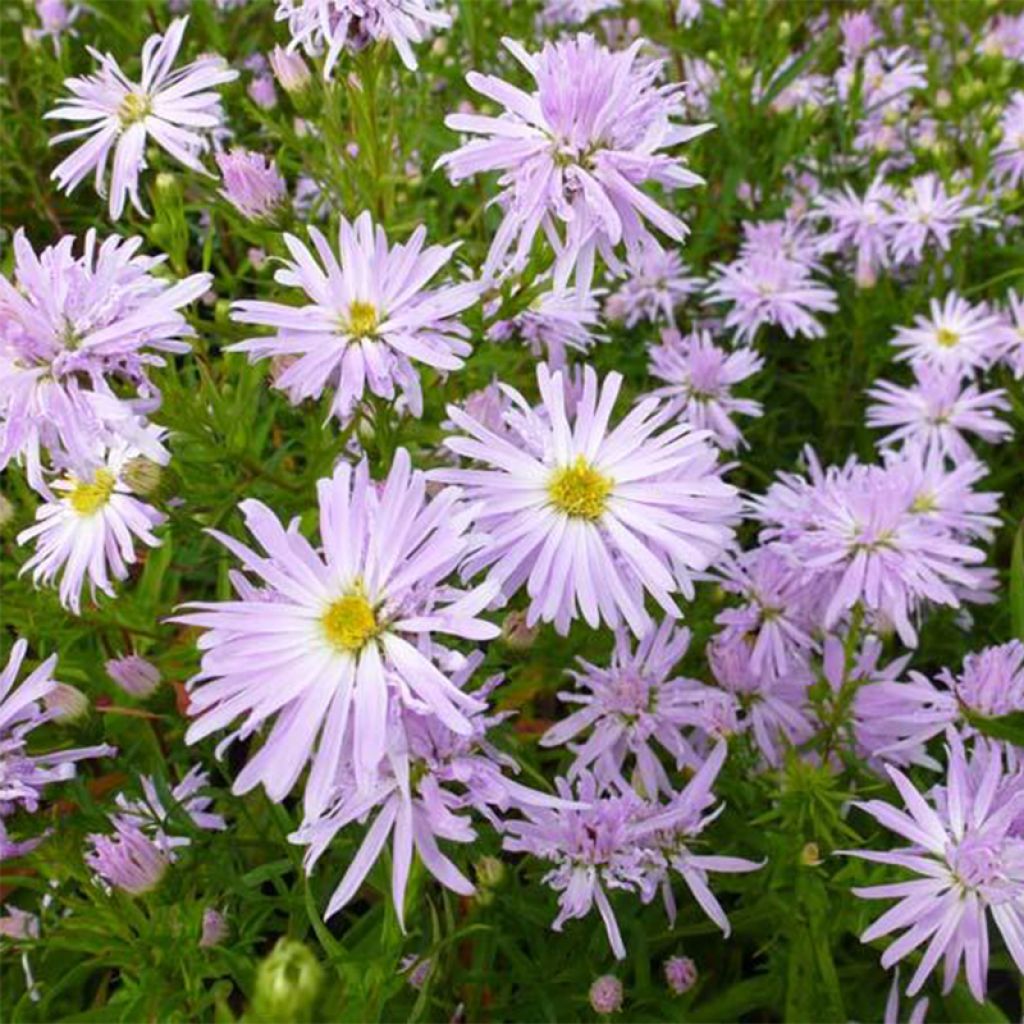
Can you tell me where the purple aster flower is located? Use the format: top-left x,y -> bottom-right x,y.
216,148 -> 287,221
588,975 -> 624,1014
845,733 -> 1024,1003
705,253 -> 837,344
813,176 -> 898,287
174,450 -> 499,814
540,620 -> 706,796
247,74 -> 277,109
866,364 -> 1013,460
979,12 -> 1024,59
200,907 -> 228,947
438,34 -> 711,291
32,0 -> 82,52
0,640 -> 114,840
891,293 -> 1012,377
604,245 -> 705,328
888,175 -> 987,266
436,364 -> 739,637
46,17 -> 237,219
664,955 -> 697,995
648,329 -> 763,451
229,212 -> 480,424
1000,289 -> 1024,379
275,0 -> 450,77
836,47 -> 925,114
17,439 -> 166,614
488,287 -> 602,369
839,11 -> 880,61
0,229 -> 208,489
269,44 -> 312,93
105,654 -> 161,698
86,822 -> 169,895
111,765 -> 226,855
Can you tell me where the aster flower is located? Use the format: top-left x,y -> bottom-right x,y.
891,293 -> 1011,377
992,97 -> 1023,191
664,955 -> 697,995
105,654 -> 161,698
32,0 -> 82,52
438,34 -> 711,291
275,0 -> 450,77
488,287 -> 602,368
1000,289 -> 1024,378
0,641 -> 114,831
540,620 -> 706,795
174,450 -> 499,814
588,975 -> 624,1014
888,175 -> 987,266
17,439 -> 166,614
866,365 -> 1013,460
978,12 -> 1024,60
229,212 -> 479,424
845,733 -> 1024,1003
269,44 -> 312,93
85,822 -> 169,895
813,176 -> 898,287
216,149 -> 287,221
436,363 -> 739,637
839,10 -> 880,61
46,17 -> 237,219
0,229 -> 208,489
111,765 -> 226,855
648,329 -> 763,451
705,253 -> 837,344
605,245 -> 705,328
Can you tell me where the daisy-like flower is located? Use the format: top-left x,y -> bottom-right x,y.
0,229 -> 208,489
605,246 -> 705,328
541,620 -> 705,796
17,439 -> 166,614
992,93 -> 1024,190
438,34 -> 711,291
275,0 -> 450,77
1,640 -> 114,832
85,822 -> 169,895
436,364 -> 739,637
216,149 -> 288,221
866,365 -> 1013,460
174,450 -> 499,814
1000,289 -> 1024,379
648,329 -> 763,451
891,293 -> 1012,376
488,287 -> 602,369
845,733 -> 1024,1003
705,253 -> 837,344
46,17 -> 237,219
813,176 -> 898,288
888,175 -> 987,266
229,212 -> 479,424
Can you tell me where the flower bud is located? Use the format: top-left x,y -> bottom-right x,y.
106,655 -> 161,699
270,45 -> 312,94
44,683 -> 90,723
800,841 -> 822,866
251,939 -> 323,1023
122,456 -> 164,498
0,493 -> 15,530
199,907 -> 228,948
589,975 -> 623,1015
664,955 -> 697,995
500,610 -> 538,650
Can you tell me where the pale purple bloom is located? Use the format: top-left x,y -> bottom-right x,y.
648,329 -> 763,451
845,733 -> 1024,1003
680,56 -> 718,118
884,969 -> 929,1024
32,0 -> 82,51
993,93 -> 1024,190
541,620 -> 704,795
216,148 -> 287,221
85,822 -> 169,895
174,450 -> 499,814
200,908 -> 228,947
888,176 -> 987,266
891,293 -> 1012,377
275,0 -> 450,77
247,74 -> 277,109
1000,289 -> 1024,378
978,12 -> 1024,60
866,364 -> 1013,459
813,176 -> 898,287
0,640 -> 114,845
605,245 -> 704,327
437,364 -> 739,637
17,439 -> 166,614
105,654 -> 161,698
0,905 -> 39,941
438,34 -> 711,291
46,17 -> 237,219
836,47 -> 925,113
0,230 -> 208,490
229,212 -> 479,424
269,44 -> 312,93
738,218 -> 821,268
664,955 -> 697,995
588,975 -> 623,1014
541,0 -> 620,25
705,253 -> 837,343
111,765 -> 226,855
488,287 -> 602,368
839,11 -> 880,61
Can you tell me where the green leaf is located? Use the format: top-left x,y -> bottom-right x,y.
964,708 -> 1024,747
1011,519 -> 1024,642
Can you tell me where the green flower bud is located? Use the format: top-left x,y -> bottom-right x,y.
44,683 -> 90,723
123,457 -> 164,498
0,493 -> 15,530
251,939 -> 323,1023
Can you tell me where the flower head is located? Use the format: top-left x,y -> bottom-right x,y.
229,213 -> 479,424
85,822 -> 168,895
664,955 -> 697,995
216,149 -> 287,221
439,34 -> 710,291
437,364 -> 739,637
46,17 -> 237,218
488,287 -> 602,369
605,245 -> 704,327
588,975 -> 624,1014
888,175 -> 987,266
105,654 -> 161,698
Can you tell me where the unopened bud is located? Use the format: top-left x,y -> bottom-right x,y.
44,683 -> 90,723
501,610 -> 538,650
123,456 -> 164,498
589,975 -> 623,1015
251,939 -> 323,1023
664,955 -> 697,995
800,842 -> 822,866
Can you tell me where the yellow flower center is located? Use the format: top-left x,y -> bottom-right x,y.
936,327 -> 959,348
321,593 -> 379,653
118,92 -> 151,127
345,301 -> 379,338
547,457 -> 613,521
69,469 -> 116,516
